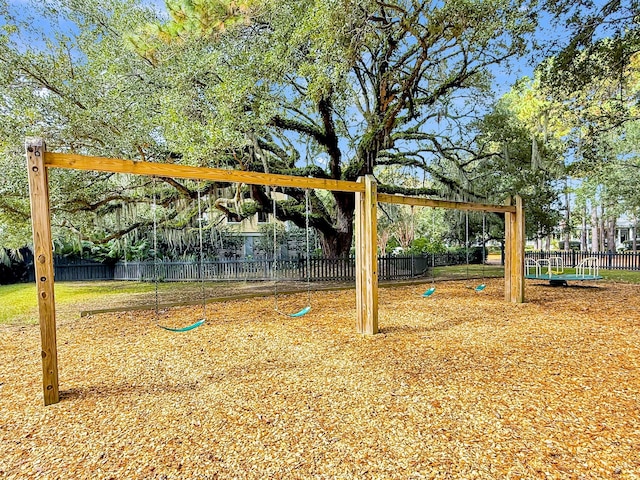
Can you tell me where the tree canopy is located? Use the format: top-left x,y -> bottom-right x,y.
0,0 -> 541,257
1,0 -> 638,260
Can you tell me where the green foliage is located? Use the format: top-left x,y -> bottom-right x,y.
0,0 -> 174,255
474,77 -> 568,240
409,237 -> 446,255
256,222 -> 286,255
535,2 -> 640,243
446,246 -> 486,264
541,1 -> 639,108
0,0 -> 543,259
130,0 -> 538,255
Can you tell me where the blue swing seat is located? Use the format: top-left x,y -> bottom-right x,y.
475,284 -> 486,292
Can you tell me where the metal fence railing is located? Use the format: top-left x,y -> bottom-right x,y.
526,250 -> 640,271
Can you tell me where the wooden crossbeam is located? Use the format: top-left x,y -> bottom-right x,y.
44,152 -> 365,193
377,193 -> 517,213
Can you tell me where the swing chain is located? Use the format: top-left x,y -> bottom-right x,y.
153,178 -> 159,319
431,207 -> 436,286
482,212 -> 486,281
197,185 -> 206,320
151,177 -> 206,332
273,189 -> 279,311
465,210 -> 470,283
305,189 -> 311,306
272,187 -> 312,317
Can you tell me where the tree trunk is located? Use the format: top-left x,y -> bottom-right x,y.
581,205 -> 587,251
318,229 -> 353,257
317,192 -> 355,257
607,216 -> 616,252
378,230 -> 391,255
599,203 -> 606,252
633,219 -> 637,252
564,191 -> 571,252
591,204 -> 599,252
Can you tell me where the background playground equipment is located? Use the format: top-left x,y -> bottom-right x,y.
26,138 -> 524,405
525,256 -> 603,286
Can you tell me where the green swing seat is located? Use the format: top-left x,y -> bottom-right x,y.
272,190 -> 313,319
288,306 -> 311,318
158,318 -> 206,333
151,182 -> 208,334
422,286 -> 436,297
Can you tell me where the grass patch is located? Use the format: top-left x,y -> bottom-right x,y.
0,281 -> 157,325
432,264 -> 504,279
3,266 -> 638,326
600,269 -> 640,283
1,280 -> 262,325
0,283 -> 39,325
527,267 -> 640,284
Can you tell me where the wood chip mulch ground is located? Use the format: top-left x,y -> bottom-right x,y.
2,279 -> 639,479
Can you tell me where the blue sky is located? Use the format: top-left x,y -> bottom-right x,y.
1,0 -> 549,91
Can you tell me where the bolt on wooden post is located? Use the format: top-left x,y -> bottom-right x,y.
26,138 -> 59,405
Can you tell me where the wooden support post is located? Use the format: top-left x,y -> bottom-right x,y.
355,175 -> 378,334
504,197 -> 512,302
511,195 -> 525,303
504,195 -> 525,303
364,175 -> 379,334
355,179 -> 364,333
26,138 -> 59,405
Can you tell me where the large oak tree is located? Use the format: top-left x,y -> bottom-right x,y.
134,0 -> 538,255
1,0 -> 538,256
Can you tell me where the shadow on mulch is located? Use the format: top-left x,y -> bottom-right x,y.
379,316 -> 473,335
531,283 -> 605,289
60,381 -> 202,401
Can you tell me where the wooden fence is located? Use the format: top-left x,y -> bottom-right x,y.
27,252 -> 478,283
114,255 -> 434,282
526,250 -> 640,271
27,257 -> 114,282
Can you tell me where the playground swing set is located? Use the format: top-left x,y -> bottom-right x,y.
26,138 -> 526,405
151,178 -> 207,332
420,209 -> 487,298
272,188 -> 313,318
